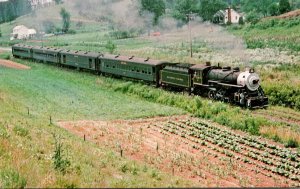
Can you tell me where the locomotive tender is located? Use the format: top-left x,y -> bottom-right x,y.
12,44 -> 268,108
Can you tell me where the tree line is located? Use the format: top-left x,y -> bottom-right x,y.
140,0 -> 300,26
0,0 -> 32,24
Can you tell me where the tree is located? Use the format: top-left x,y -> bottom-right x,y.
238,16 -> 244,25
60,8 -> 71,33
54,0 -> 63,5
105,40 -> 116,54
246,11 -> 260,24
140,0 -> 166,25
241,0 -> 273,17
279,0 -> 291,14
199,0 -> 228,21
172,0 -> 200,22
268,3 -> 279,16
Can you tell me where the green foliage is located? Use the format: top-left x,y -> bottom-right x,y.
285,139 -> 299,148
0,168 -> 27,188
238,16 -> 244,25
241,0 -> 273,17
0,28 -> 2,37
13,125 -> 29,137
54,0 -> 63,5
0,124 -> 9,139
105,40 -> 116,54
172,0 -> 200,22
268,3 -> 279,16
140,0 -> 166,25
60,8 -> 71,33
198,0 -> 227,21
263,82 -> 300,110
230,17 -> 300,52
52,136 -> 70,174
43,20 -> 56,34
0,0 -> 32,23
109,29 -> 142,39
279,0 -> 291,14
246,11 -> 260,24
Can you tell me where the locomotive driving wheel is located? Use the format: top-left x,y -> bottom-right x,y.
208,90 -> 216,100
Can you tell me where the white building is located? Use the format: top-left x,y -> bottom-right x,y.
213,8 -> 245,24
11,25 -> 37,40
30,0 -> 54,9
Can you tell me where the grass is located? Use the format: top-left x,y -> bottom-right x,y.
0,58 -> 191,187
228,17 -> 300,52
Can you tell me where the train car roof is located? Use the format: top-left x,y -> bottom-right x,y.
12,44 -> 33,49
60,50 -> 102,58
102,54 -> 167,66
32,46 -> 63,53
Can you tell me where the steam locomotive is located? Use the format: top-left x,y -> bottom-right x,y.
12,44 -> 268,108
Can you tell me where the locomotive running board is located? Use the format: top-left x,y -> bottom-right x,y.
208,80 -> 244,88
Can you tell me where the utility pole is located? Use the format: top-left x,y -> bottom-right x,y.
186,12 -> 196,58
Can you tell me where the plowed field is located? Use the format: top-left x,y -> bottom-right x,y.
58,116 -> 300,187
0,59 -> 30,70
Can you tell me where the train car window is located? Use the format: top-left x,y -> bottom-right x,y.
89,59 -> 92,68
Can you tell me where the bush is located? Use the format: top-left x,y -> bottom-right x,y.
52,136 -> 70,174
42,20 -> 56,34
246,11 -> 260,25
67,29 -> 76,34
0,169 -> 27,188
285,139 -> 299,148
0,125 -> 9,138
105,40 -> 116,54
13,125 -> 29,137
238,17 -> 244,25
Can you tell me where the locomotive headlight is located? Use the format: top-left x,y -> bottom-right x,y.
237,71 -> 260,91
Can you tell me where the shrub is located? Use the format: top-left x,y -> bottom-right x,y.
52,136 -> 70,174
42,20 -> 56,34
105,40 -> 116,54
13,125 -> 29,137
238,17 -> 244,25
0,125 -> 9,139
285,139 -> 299,148
0,169 -> 27,188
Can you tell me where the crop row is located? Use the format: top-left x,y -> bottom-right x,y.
152,119 -> 300,182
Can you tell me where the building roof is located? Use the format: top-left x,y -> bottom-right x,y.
102,54 -> 167,66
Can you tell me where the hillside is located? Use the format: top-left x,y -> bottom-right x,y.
228,11 -> 300,53
0,2 -> 300,188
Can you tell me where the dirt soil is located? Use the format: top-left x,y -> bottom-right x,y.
0,59 -> 31,70
58,116 -> 299,187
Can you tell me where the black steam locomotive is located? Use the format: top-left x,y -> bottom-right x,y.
12,44 -> 268,108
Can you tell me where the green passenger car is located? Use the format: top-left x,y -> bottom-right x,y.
12,44 -> 33,58
160,63 -> 194,88
60,50 -> 102,70
32,46 -> 62,64
100,54 -> 167,85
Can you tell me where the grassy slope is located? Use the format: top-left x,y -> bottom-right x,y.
228,17 -> 300,52
0,58 -> 189,187
1,4 -> 300,187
